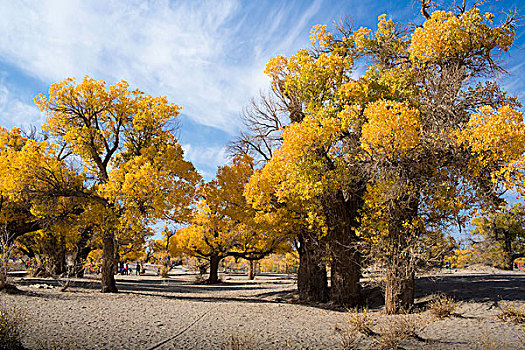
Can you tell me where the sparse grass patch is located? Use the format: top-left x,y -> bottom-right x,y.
497,302 -> 525,324
375,314 -> 427,350
335,308 -> 375,349
0,301 -> 25,350
220,332 -> 259,350
474,329 -> 509,350
427,293 -> 458,319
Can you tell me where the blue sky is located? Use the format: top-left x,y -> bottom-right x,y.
0,0 -> 523,181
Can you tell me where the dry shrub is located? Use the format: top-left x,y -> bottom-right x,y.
474,330 -> 509,350
335,308 -> 375,349
220,333 -> 259,350
158,266 -> 170,278
497,302 -> 525,324
0,302 -> 24,350
427,294 -> 457,319
375,314 -> 426,350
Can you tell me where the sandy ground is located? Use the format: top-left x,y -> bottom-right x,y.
1,266 -> 525,349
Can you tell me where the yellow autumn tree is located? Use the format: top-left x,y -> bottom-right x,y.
250,1 -> 519,313
0,127 -> 89,286
179,155 -> 284,283
33,76 -> 201,292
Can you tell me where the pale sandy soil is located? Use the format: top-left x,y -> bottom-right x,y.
1,266 -> 525,349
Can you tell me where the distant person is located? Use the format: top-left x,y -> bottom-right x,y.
125,263 -> 129,275
136,262 -> 141,276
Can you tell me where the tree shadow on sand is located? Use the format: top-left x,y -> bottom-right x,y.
415,273 -> 525,302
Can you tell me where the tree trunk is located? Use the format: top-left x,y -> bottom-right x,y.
297,232 -> 329,302
52,247 -> 67,277
72,227 -> 93,278
384,203 -> 419,314
0,260 -> 7,290
503,230 -> 513,270
248,260 -> 257,280
385,265 -> 415,314
323,190 -> 363,306
101,233 -> 118,293
208,254 -> 221,284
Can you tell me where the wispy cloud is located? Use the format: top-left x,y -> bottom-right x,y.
0,0 -> 329,134
0,82 -> 43,129
181,143 -> 228,180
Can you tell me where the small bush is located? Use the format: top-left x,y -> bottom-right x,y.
497,302 -> 525,324
158,266 -> 170,278
474,329 -> 509,350
375,314 -> 426,350
427,294 -> 457,319
0,302 -> 25,350
335,308 -> 375,350
220,333 -> 259,350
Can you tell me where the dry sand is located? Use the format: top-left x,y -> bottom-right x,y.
2,266 -> 524,349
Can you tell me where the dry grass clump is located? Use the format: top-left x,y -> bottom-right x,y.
335,308 -> 376,349
375,314 -> 427,350
427,293 -> 458,319
0,301 -> 25,350
474,329 -> 509,350
220,333 -> 260,350
335,308 -> 430,349
497,301 -> 525,324
158,266 -> 170,278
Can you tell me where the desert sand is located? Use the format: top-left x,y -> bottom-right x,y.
1,266 -> 524,349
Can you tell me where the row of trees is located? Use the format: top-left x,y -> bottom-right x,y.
0,78 -> 201,292
229,1 -> 523,313
0,1 -> 523,315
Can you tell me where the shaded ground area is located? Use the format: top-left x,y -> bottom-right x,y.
416,272 -> 525,302
2,270 -> 525,349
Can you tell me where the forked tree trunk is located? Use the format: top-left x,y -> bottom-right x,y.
297,232 -> 329,302
208,254 -> 221,284
101,233 -> 118,293
248,260 -> 256,280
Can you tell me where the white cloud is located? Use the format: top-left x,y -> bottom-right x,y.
0,0 -> 324,134
0,83 -> 44,129
181,143 -> 228,179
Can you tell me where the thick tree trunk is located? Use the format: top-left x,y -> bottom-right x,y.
385,265 -> 415,314
323,190 -> 363,306
297,232 -> 329,303
101,234 -> 118,293
248,260 -> 256,280
384,203 -> 419,314
208,254 -> 221,284
53,247 -> 68,277
72,227 -> 93,278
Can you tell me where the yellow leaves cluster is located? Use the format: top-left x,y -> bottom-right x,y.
454,105 -> 525,192
362,100 -> 421,156
0,127 -> 25,152
0,138 -> 83,203
409,8 -> 514,63
458,105 -> 525,159
310,24 -> 334,49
